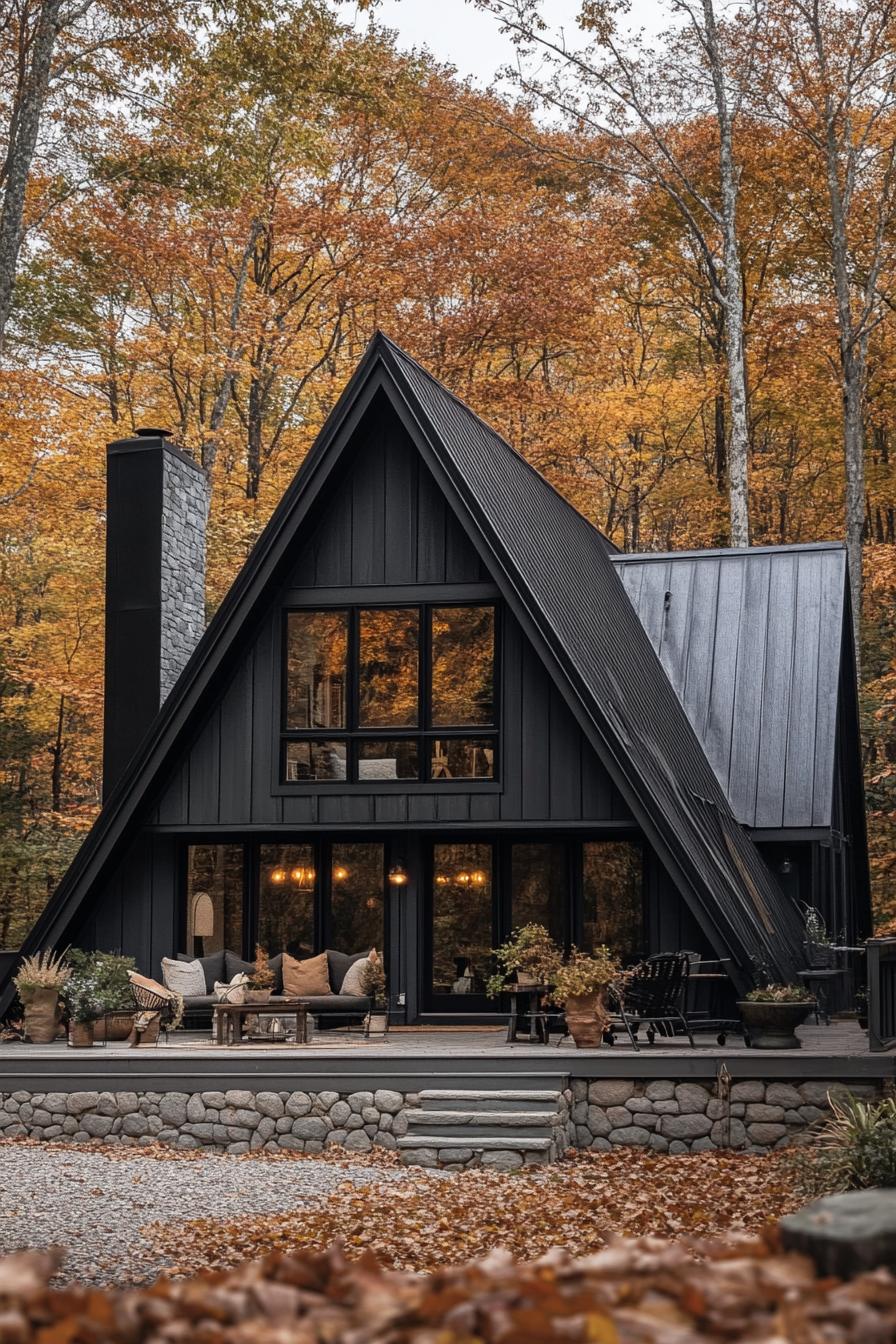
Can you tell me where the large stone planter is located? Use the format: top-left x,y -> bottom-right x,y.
22,988 -> 61,1043
564,991 -> 610,1048
738,999 -> 814,1048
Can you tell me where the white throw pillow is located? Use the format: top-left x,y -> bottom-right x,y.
213,973 -> 248,1004
340,952 -> 376,997
161,956 -> 205,998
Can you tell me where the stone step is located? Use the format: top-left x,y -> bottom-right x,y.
420,1089 -> 562,1113
407,1109 -> 558,1139
397,1134 -> 555,1152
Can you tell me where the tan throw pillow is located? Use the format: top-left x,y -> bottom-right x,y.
213,973 -> 248,1004
283,950 -> 331,997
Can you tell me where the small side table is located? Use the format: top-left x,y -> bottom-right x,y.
505,985 -> 553,1044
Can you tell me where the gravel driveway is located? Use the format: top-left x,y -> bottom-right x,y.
0,1141 -> 427,1287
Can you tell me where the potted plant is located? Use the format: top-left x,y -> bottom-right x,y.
62,949 -> 118,1047
855,986 -> 869,1031
550,945 -> 623,1048
13,950 -> 69,1043
485,924 -> 563,997
361,954 -> 388,1036
738,983 -> 815,1048
90,952 -> 138,1040
802,906 -> 839,968
245,945 -> 275,1004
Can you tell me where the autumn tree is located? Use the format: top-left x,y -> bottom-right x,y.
758,0 -> 896,648
476,0 -> 762,546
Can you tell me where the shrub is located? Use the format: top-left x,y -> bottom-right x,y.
550,946 -> 624,1003
793,1091 -> 896,1196
485,924 -> 562,997
62,949 -> 136,1023
744,983 -> 814,1003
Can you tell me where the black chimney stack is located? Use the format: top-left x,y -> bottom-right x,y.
103,430 -> 209,799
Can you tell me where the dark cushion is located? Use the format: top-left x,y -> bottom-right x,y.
182,993 -> 217,1008
268,952 -> 284,994
301,993 -> 370,1013
326,948 -> 371,994
224,950 -> 254,981
177,950 -> 225,994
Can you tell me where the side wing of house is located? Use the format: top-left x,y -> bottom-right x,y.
614,544 -> 872,943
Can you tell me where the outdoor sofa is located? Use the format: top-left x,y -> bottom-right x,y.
173,948 -> 372,1029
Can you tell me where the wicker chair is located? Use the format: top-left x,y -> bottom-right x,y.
606,953 -> 694,1050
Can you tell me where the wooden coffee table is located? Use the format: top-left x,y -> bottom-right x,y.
213,998 -> 309,1045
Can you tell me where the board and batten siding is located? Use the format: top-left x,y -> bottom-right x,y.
147,406 -> 631,830
147,602 -> 631,830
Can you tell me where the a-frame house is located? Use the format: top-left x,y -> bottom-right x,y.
0,334 -> 870,1021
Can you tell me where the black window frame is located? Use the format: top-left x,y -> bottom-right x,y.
278,602 -> 499,787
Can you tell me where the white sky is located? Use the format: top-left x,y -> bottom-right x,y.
338,0 -> 667,87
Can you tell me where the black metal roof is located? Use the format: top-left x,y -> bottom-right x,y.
612,544 -> 848,829
1,332 -> 806,1008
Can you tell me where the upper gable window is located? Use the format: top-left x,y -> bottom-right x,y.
282,605 -> 496,784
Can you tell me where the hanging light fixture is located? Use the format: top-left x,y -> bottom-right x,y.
332,864 -> 350,882
456,871 -> 471,886
435,873 -> 449,886
290,865 -> 316,888
470,870 -> 487,887
388,862 -> 408,887
270,868 -> 286,885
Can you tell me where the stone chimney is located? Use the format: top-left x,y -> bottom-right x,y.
103,429 -> 209,799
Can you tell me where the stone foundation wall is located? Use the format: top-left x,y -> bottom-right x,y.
0,1078 -> 879,1162
570,1078 -> 881,1154
0,1089 -> 412,1155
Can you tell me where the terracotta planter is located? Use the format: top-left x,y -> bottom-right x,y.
69,1020 -> 95,1049
22,988 -> 61,1044
245,989 -> 273,1005
738,999 -> 814,1049
564,990 -> 610,1048
94,1011 -> 134,1041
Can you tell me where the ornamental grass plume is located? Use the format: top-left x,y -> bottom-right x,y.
13,949 -> 70,998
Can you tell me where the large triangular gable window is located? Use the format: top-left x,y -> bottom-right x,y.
281,603 -> 497,784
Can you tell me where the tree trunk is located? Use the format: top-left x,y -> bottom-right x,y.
843,360 -> 865,663
0,0 -> 65,353
703,0 -> 750,547
49,692 -> 64,812
246,376 -> 263,500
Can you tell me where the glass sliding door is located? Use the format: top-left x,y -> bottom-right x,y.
329,842 -> 385,956
429,841 -> 494,1006
582,841 -> 645,963
186,845 -> 244,957
509,843 -> 567,946
258,843 -> 316,956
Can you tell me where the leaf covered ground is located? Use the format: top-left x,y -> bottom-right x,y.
142,1147 -> 806,1276
5,1232 -> 896,1343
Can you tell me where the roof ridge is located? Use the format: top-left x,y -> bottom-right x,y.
612,541 -> 846,563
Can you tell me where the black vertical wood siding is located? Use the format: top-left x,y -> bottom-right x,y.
145,410 -> 630,830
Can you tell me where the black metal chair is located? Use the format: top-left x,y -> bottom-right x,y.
606,953 -> 695,1050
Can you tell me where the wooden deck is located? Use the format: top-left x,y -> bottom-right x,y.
0,1022 -> 892,1093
